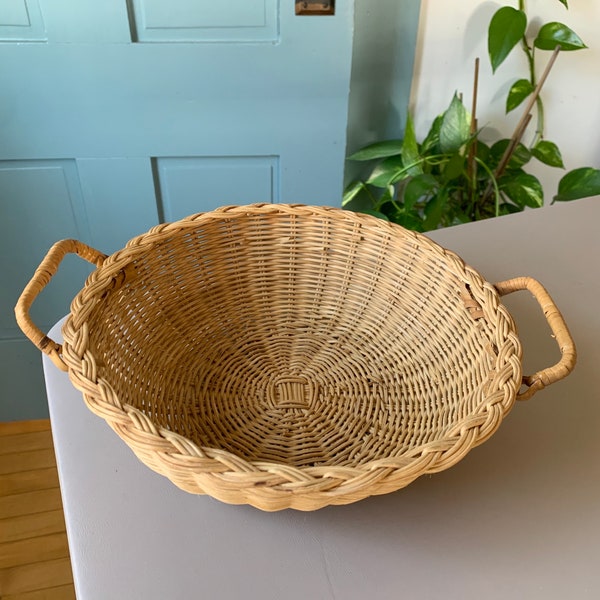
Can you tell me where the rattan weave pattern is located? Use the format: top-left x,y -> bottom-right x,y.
46,204 -> 524,510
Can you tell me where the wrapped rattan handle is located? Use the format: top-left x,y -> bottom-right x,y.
15,239 -> 107,372
494,276 -> 576,401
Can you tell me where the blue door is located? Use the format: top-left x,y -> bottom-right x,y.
0,0 -> 355,420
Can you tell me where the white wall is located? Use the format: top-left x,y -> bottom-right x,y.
345,0 -> 421,185
410,0 -> 600,202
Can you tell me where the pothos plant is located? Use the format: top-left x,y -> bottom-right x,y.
343,0 -> 600,231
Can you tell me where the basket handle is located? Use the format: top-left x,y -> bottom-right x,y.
15,239 -> 107,372
494,276 -> 576,401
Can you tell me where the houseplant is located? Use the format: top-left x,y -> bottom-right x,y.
343,0 -> 600,231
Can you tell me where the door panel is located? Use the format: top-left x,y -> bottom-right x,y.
155,156 -> 279,221
41,1 -> 131,43
129,0 -> 279,42
0,0 -> 46,41
0,0 -> 355,419
76,158 -> 158,253
0,160 -> 92,338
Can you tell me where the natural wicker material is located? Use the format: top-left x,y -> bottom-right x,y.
16,204 -> 576,511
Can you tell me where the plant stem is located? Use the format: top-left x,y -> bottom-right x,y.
521,37 -> 546,147
532,90 -> 545,147
519,0 -> 545,146
388,154 -> 447,185
475,157 -> 502,217
467,58 -> 479,205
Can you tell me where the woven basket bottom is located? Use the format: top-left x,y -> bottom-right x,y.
88,312 -> 501,469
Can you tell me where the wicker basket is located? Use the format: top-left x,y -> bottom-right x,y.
16,204 -> 576,511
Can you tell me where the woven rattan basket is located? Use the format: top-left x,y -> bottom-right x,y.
16,204 -> 576,511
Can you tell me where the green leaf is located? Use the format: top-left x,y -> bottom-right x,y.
443,153 -> 465,182
389,168 -> 415,186
439,94 -> 471,153
452,210 -> 473,225
557,0 -> 568,7
499,172 -> 544,208
392,210 -> 425,232
376,184 -> 395,209
348,140 -> 404,161
554,167 -> 600,202
475,140 -> 491,164
423,190 -> 448,230
531,140 -> 565,168
420,114 -> 443,154
360,209 -> 390,221
534,22 -> 587,51
499,202 -> 524,215
402,174 -> 438,210
342,180 -> 367,206
401,114 -> 423,176
365,155 -> 404,188
507,144 -> 532,169
506,79 -> 535,113
488,7 -> 527,72
490,140 -> 532,169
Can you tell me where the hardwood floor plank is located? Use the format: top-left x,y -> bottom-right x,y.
0,510 -> 67,544
3,583 -> 76,600
0,431 -> 54,456
0,532 -> 70,569
0,557 -> 73,595
0,421 -> 75,599
0,421 -> 50,436
0,469 -> 60,497
0,449 -> 58,475
0,489 -> 63,520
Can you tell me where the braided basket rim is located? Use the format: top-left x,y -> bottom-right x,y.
60,204 -> 523,511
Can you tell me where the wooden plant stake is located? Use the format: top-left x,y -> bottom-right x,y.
482,45 -> 561,201
467,58 -> 480,185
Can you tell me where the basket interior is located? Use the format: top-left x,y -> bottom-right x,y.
79,209 -> 517,468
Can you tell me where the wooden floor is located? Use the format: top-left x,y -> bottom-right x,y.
0,420 -> 76,599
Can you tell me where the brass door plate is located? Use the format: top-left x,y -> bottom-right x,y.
295,1 -> 335,16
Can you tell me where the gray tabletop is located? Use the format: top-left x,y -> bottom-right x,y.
45,198 -> 600,599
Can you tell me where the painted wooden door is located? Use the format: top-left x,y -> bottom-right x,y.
0,0 -> 355,420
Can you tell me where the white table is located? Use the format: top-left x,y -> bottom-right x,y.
45,198 -> 600,599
